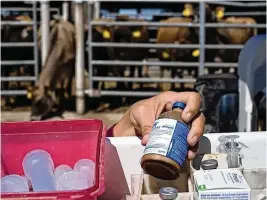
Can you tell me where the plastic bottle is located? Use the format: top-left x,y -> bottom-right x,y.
1,174 -> 30,193
141,102 -> 190,180
22,149 -> 56,191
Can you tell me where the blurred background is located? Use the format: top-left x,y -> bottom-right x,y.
1,1 -> 266,133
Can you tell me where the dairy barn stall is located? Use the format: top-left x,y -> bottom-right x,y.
1,1 -> 266,131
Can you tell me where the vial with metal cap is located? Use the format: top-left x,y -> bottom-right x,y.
225,135 -> 241,168
141,102 -> 190,180
159,187 -> 178,200
201,159 -> 218,170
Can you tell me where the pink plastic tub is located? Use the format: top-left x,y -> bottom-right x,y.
1,119 -> 106,200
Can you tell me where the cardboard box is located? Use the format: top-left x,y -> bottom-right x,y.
193,169 -> 251,200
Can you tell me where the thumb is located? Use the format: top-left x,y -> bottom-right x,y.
138,118 -> 154,146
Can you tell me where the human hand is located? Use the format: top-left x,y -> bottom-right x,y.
113,91 -> 205,160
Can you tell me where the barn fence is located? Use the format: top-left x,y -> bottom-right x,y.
1,3 -> 39,96
0,1 -> 266,114
85,0 -> 266,99
1,2 -> 60,96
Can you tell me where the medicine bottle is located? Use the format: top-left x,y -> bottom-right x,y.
141,102 -> 190,180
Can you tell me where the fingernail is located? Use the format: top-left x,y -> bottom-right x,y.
190,136 -> 198,146
185,113 -> 192,122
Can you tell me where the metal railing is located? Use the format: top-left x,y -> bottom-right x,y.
1,2 -> 39,96
90,20 -> 265,28
1,1 -> 266,102
1,7 -> 59,13
0,3 -> 60,96
1,43 -> 35,47
102,11 -> 266,18
87,1 -> 266,97
1,7 -> 60,25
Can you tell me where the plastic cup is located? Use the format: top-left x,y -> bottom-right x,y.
74,159 -> 95,186
22,149 -> 56,191
57,170 -> 90,191
1,174 -> 30,193
54,165 -> 73,181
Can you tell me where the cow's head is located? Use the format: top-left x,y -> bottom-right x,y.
91,18 -> 114,43
91,19 -> 114,60
27,86 -> 55,121
182,3 -> 195,18
1,15 -> 33,42
189,4 -> 219,50
16,15 -> 33,40
93,24 -> 113,42
214,6 -> 225,21
192,4 -> 218,23
111,16 -> 145,60
171,40 -> 199,62
189,3 -> 216,25
112,25 -> 132,60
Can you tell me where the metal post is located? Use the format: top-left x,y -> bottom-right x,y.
40,0 -> 50,67
88,2 -> 93,96
75,1 -> 85,114
62,1 -> 69,21
32,2 -> 39,82
199,1 -> 206,76
93,1 -> 100,19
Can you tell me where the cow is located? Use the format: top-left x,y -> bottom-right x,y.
156,4 -> 199,91
179,4 -> 223,75
90,17 -> 133,91
195,5 -> 258,75
26,18 -> 76,121
183,4 -> 258,75
212,6 -> 258,74
108,15 -> 149,90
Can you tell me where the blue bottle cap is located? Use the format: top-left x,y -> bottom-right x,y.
172,102 -> 186,110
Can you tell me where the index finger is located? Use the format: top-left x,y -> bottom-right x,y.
160,91 -> 202,123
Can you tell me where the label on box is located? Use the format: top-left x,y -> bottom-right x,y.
194,169 -> 251,200
143,118 -> 189,166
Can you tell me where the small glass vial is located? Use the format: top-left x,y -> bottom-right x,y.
201,159 -> 218,170
159,187 -> 178,200
225,135 -> 241,168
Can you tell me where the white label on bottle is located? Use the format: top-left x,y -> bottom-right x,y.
143,118 -> 190,166
143,118 -> 177,156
